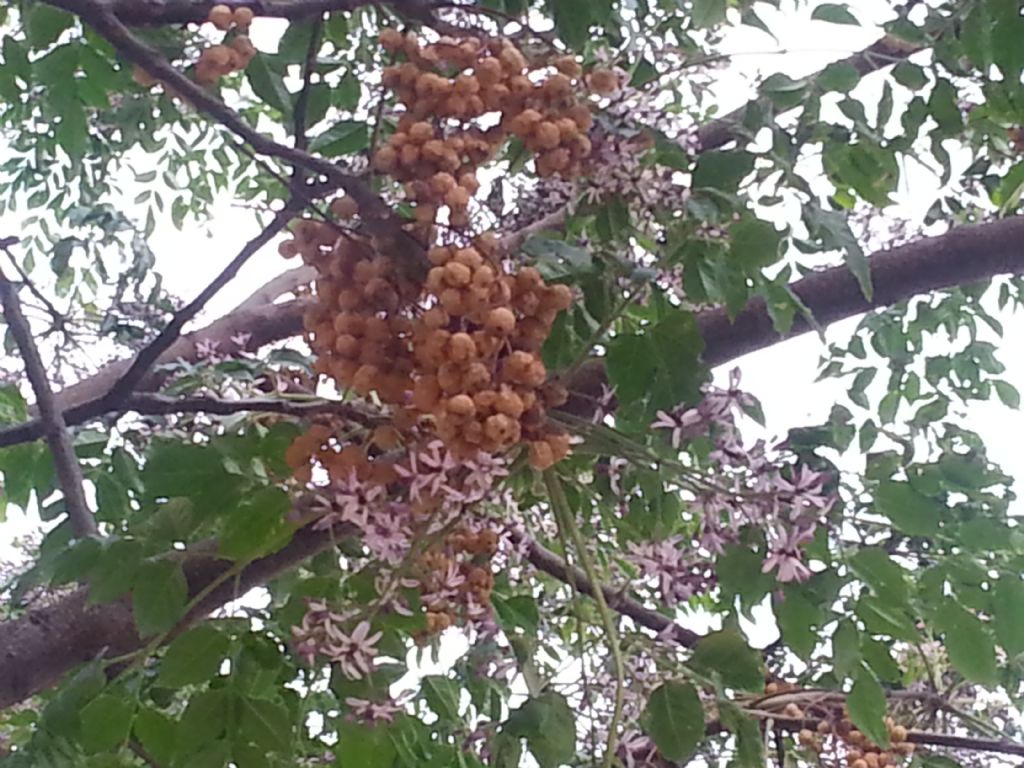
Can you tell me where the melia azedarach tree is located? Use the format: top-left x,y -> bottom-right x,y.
1,0 -> 1024,765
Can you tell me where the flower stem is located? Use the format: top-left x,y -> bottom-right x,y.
544,469 -> 625,768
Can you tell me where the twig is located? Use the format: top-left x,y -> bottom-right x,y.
518,531 -> 701,648
0,243 -> 64,327
544,470 -> 624,768
98,209 -> 296,407
55,0 -> 416,247
125,393 -> 381,423
0,263 -> 96,538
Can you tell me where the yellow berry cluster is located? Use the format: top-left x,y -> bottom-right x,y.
281,32 -> 593,470
767,680 -> 915,767
373,30 -> 594,232
193,5 -> 257,85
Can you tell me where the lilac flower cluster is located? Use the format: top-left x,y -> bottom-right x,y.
651,369 -> 835,583
291,601 -> 382,679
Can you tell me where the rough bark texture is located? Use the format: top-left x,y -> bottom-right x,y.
699,215 -> 1024,367
0,526 -> 338,709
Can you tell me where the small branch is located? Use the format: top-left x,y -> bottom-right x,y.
519,532 -> 701,648
51,0 -> 417,248
0,264 -> 96,538
734,712 -> 1024,759
544,470 -> 624,768
125,393 -> 381,423
97,209 -> 295,408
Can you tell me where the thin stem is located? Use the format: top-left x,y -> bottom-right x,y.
544,469 -> 624,768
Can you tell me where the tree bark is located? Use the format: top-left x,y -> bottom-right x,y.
0,526 -> 337,709
6,214 -> 1019,450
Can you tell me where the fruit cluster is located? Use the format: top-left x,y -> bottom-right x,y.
281,32 -> 603,640
801,714 -> 915,767
417,525 -> 499,635
195,4 -> 257,85
283,32 -> 595,470
767,682 -> 915,767
373,30 -> 595,232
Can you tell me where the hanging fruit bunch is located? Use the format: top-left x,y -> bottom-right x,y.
130,3 -> 258,89
761,680 -> 916,767
280,31 -> 613,641
284,30 -> 604,471
194,4 -> 258,85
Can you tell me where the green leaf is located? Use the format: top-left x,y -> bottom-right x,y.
892,62 -> 928,89
832,620 -> 861,679
158,626 -> 231,688
805,205 -> 871,300
847,669 -> 890,748
993,380 -> 1020,408
775,590 -> 822,659
811,3 -> 859,24
141,440 -> 242,512
692,150 -> 755,192
547,0 -> 593,49
641,681 -> 704,762
849,547 -> 908,604
132,560 -> 188,637
873,480 -> 940,536
505,692 -> 576,768
690,629 -> 763,691
239,697 -> 292,753
993,577 -> 1024,656
730,217 -> 782,270
88,538 -> 144,604
421,676 -> 461,721
219,486 -> 291,560
817,61 -> 860,92
246,55 -> 293,115
134,708 -> 176,765
692,0 -> 727,28
935,601 -> 999,686
175,689 -> 228,758
26,5 -> 74,48
235,743 -> 273,768
309,119 -> 369,156
718,701 -> 763,767
492,594 -> 540,636
79,694 -> 135,753
335,720 -> 396,768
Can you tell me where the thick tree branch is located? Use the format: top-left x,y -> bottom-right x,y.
0,524 -> 341,709
6,215 -> 1022,450
0,266 -> 96,538
699,215 -> 1024,367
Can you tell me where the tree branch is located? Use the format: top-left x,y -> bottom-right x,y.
695,35 -> 925,153
0,265 -> 96,538
97,209 -> 296,411
699,215 -> 1024,367
5,215 -> 1021,451
521,534 -> 702,648
0,524 -> 342,709
79,0 -> 438,26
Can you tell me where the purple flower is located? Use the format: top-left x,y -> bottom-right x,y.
762,525 -> 816,583
345,696 -> 402,723
323,620 -> 383,679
